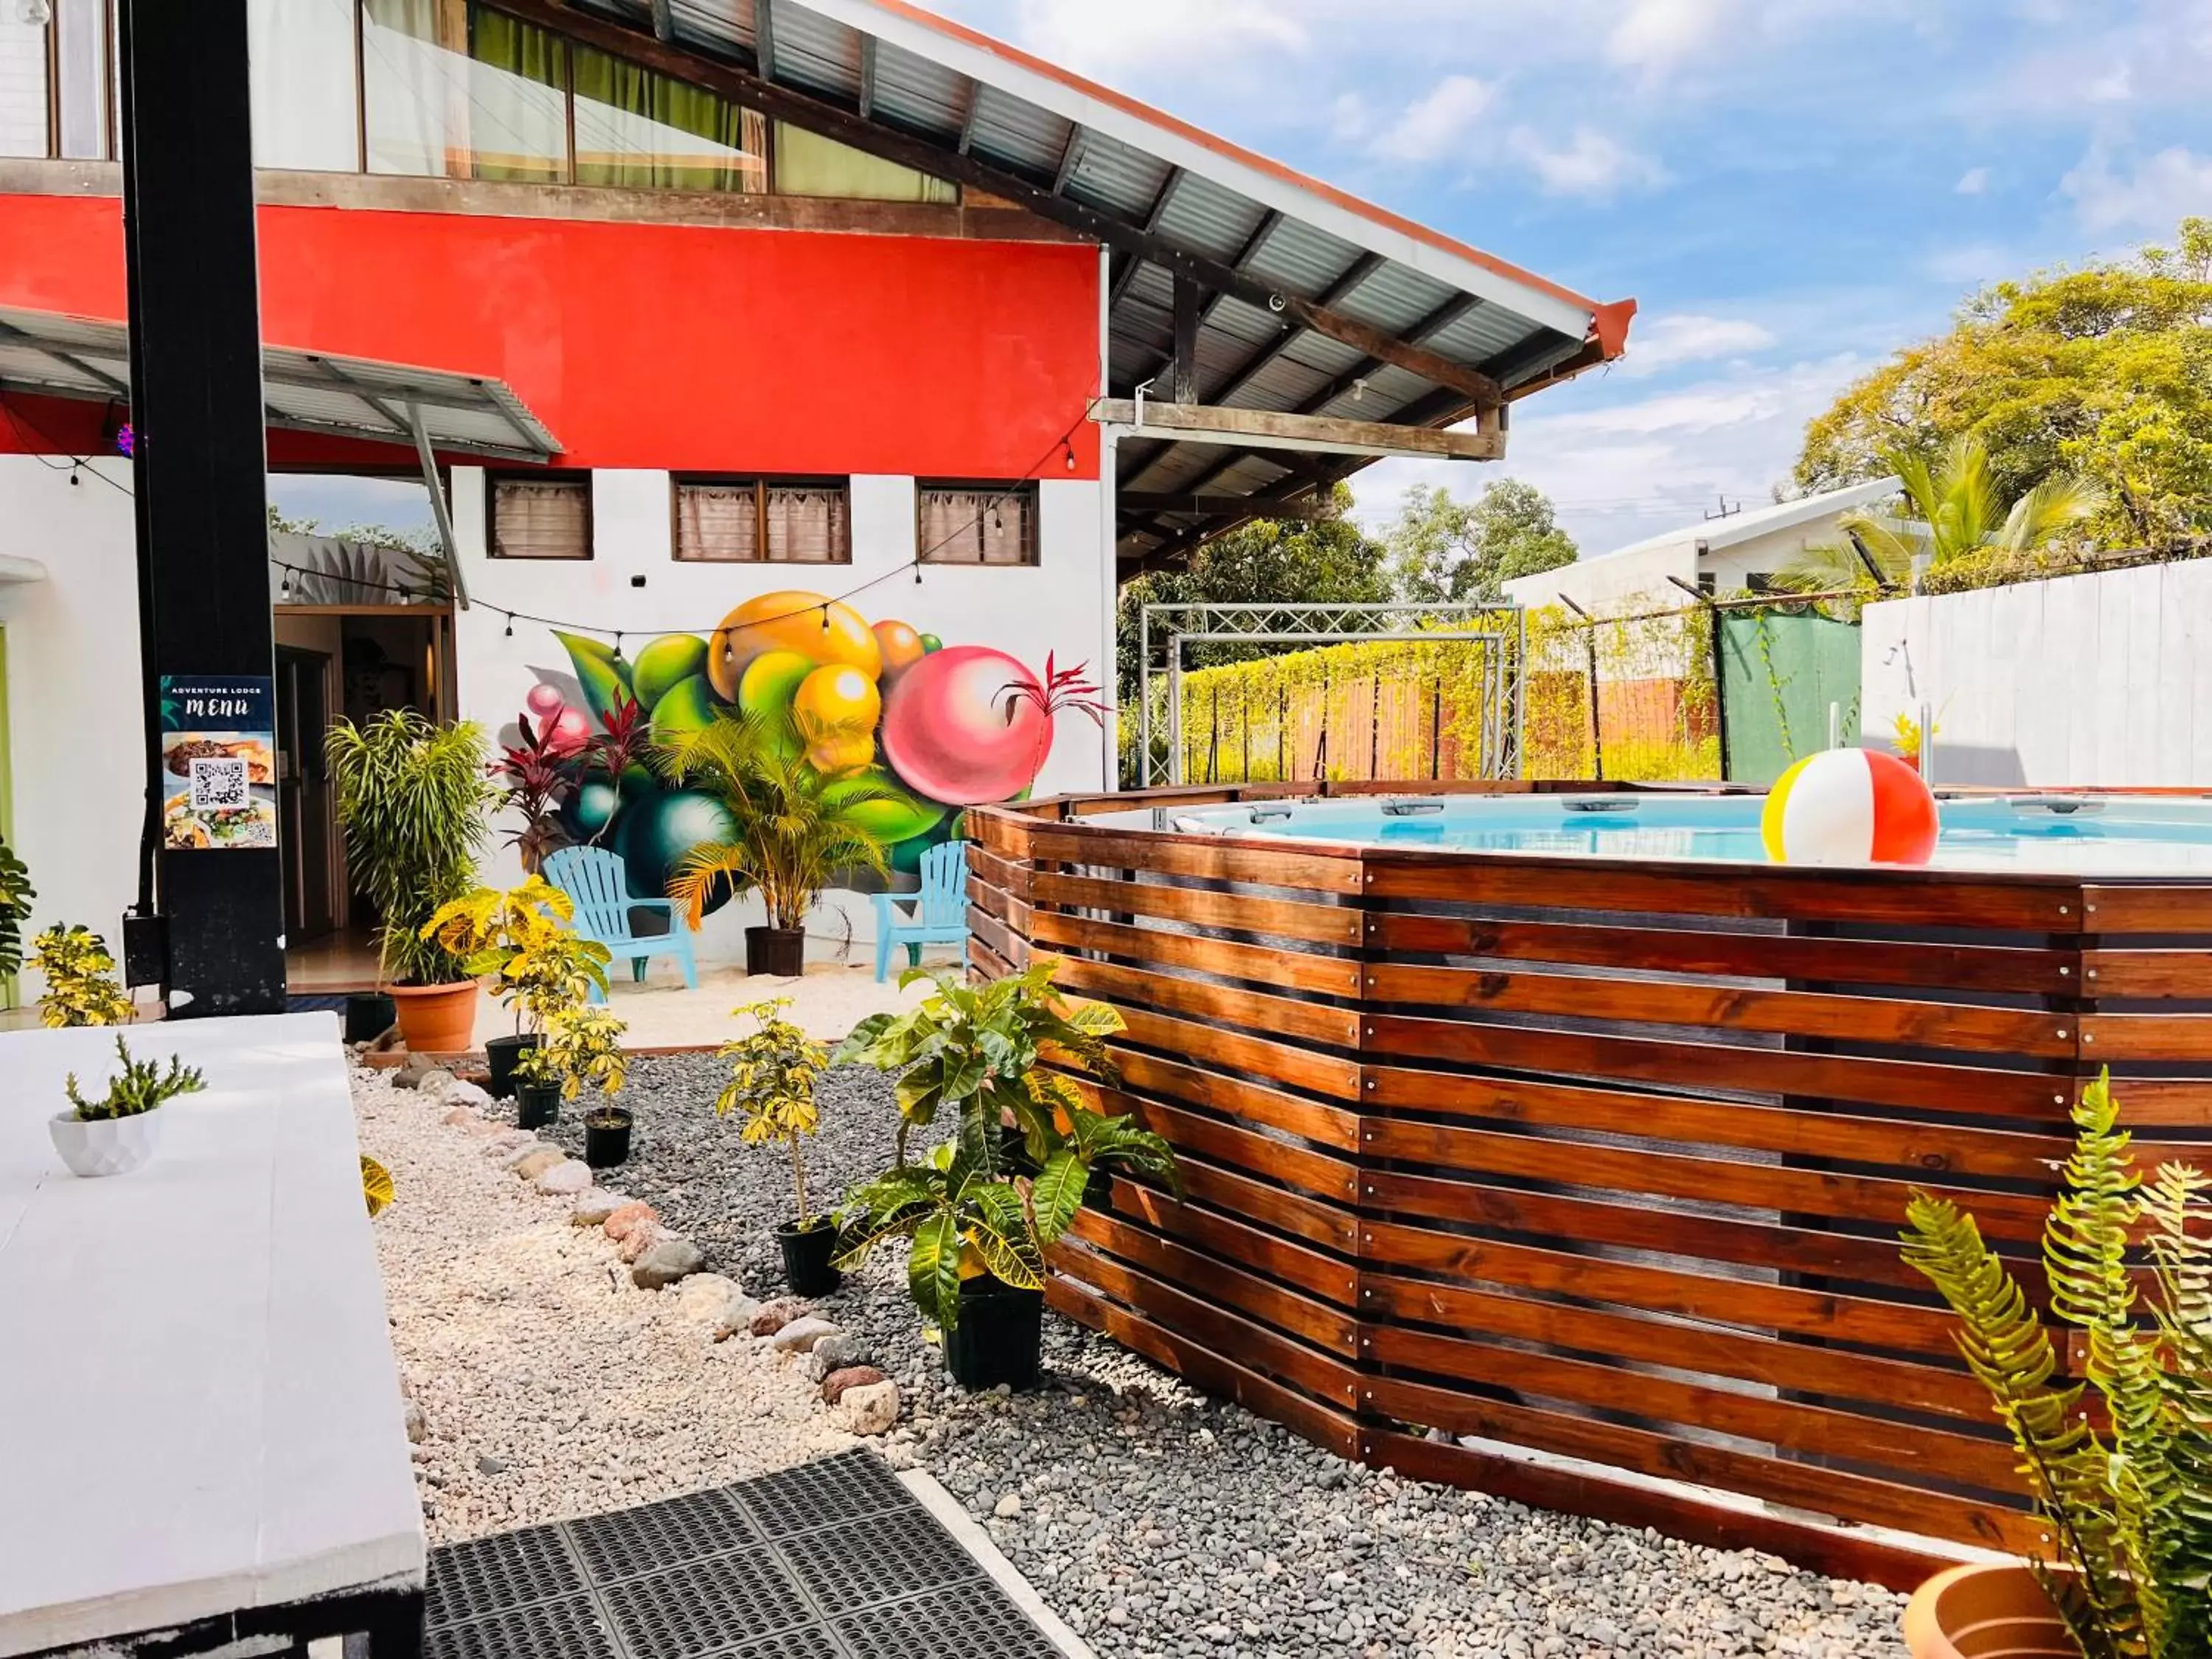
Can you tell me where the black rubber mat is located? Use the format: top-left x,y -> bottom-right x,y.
422,1450 -> 1064,1659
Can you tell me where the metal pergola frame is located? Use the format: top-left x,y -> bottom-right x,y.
1136,602 -> 1526,787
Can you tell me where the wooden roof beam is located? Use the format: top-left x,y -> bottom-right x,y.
753,0 -> 776,80
1119,491 -> 1329,519
1093,398 -> 1503,462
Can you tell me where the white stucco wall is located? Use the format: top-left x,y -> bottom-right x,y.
1502,540 -> 1698,616
0,457 -> 144,1002
453,465 -> 1111,965
1860,560 -> 2212,786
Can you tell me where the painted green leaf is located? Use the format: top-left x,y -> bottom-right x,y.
554,630 -> 636,728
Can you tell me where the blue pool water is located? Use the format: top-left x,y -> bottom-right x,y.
1166,793 -> 2212,875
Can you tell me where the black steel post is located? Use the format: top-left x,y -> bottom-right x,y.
119,0 -> 287,1015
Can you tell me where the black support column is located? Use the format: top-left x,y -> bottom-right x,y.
119,0 -> 287,1015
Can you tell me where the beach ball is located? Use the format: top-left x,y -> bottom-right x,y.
1762,748 -> 1938,866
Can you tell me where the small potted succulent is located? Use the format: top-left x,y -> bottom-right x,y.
29,924 -> 134,1027
422,875 -> 610,1096
49,1035 -> 205,1178
834,961 -> 1180,1389
1899,1071 -> 2211,1659
715,998 -> 839,1295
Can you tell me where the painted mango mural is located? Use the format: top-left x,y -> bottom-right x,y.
523,589 -> 1096,909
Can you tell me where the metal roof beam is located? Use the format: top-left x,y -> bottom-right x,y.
500,2 -> 1506,405
753,0 -> 776,80
1051,125 -> 1085,195
956,79 -> 983,154
1119,491 -> 1329,519
0,318 -> 131,397
649,0 -> 672,42
857,32 -> 875,117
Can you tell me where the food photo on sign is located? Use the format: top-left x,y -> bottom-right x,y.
158,675 -> 279,851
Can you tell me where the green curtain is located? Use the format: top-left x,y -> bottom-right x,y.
467,6 -> 567,183
774,121 -> 957,204
572,46 -> 759,192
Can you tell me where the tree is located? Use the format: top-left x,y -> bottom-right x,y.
1775,432 -> 2103,594
1114,484 -> 1392,695
1385,478 -> 1577,603
1798,218 -> 2212,549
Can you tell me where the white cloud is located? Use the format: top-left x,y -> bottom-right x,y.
1615,314 -> 1778,377
1921,242 -> 2010,285
1605,0 -> 1734,73
1508,126 -> 1669,199
1955,166 -> 1990,195
1009,0 -> 1310,77
1329,91 -> 1370,142
2062,144 -> 2212,233
2088,61 -> 2134,101
1368,74 -> 1493,164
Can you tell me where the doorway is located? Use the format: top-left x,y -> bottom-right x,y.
276,604 -> 456,990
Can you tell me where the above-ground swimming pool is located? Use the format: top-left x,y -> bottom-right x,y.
1167,789 -> 2212,874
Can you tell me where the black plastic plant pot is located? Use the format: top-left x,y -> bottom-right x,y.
342,992 -> 397,1045
484,1034 -> 540,1099
745,925 -> 807,978
583,1107 -> 633,1169
515,1080 -> 562,1131
778,1220 -> 842,1297
942,1275 -> 1045,1392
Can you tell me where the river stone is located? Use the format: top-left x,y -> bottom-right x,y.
482,1130 -> 535,1159
617,1222 -> 663,1264
632,1237 -> 706,1289
537,1159 -> 594,1194
836,1380 -> 899,1436
771,1316 -> 841,1354
808,1332 -> 872,1379
444,1079 -> 493,1110
675,1274 -> 752,1337
748,1298 -> 809,1338
603,1201 -> 658,1241
513,1148 -> 567,1182
571,1189 -> 627,1227
821,1365 -> 886,1405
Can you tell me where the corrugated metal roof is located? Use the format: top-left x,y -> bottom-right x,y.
0,307 -> 561,463
534,0 -> 1633,560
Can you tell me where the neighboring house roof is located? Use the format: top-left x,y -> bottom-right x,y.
1593,477 -> 1902,564
511,1 -> 1635,564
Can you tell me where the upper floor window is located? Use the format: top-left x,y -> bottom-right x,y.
918,483 -> 1038,566
0,9 -> 50,159
673,477 -> 850,564
490,471 -> 591,559
363,0 -> 765,191
773,122 -> 956,205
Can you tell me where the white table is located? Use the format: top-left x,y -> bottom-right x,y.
0,1014 -> 424,1658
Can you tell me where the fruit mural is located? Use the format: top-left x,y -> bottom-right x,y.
518,591 -> 1097,912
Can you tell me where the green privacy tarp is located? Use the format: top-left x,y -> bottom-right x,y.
1717,611 -> 1862,785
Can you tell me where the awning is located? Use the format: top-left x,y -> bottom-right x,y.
0,306 -> 560,463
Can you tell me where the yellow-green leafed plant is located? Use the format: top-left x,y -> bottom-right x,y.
1901,1073 -> 2212,1659
361,1155 -> 395,1218
830,961 -> 1180,1331
533,1005 -> 629,1106
64,1036 -> 204,1119
31,925 -> 133,1028
715,998 -> 830,1229
422,875 -> 611,1035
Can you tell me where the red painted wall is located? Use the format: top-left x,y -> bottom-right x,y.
0,193 -> 1102,476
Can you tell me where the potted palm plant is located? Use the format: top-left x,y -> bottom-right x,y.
833,961 -> 1180,1389
422,876 -> 610,1096
28,924 -> 133,1027
327,711 -> 497,1054
714,998 -> 839,1294
656,709 -> 893,978
49,1035 -> 205,1178
1898,1072 -> 2211,1659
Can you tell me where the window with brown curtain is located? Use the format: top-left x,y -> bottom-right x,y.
918,483 -> 1038,566
489,472 -> 592,558
673,477 -> 850,563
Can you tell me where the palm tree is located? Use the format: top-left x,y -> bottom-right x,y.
1776,434 -> 2105,594
654,710 -> 893,931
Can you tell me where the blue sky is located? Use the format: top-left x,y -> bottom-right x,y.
933,0 -> 2212,555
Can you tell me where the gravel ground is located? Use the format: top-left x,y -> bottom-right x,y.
355,1065 -> 852,1547
526,1054 -> 1909,1659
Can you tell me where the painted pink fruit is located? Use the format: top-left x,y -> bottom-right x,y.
545,707 -> 592,756
880,645 -> 1049,807
525,683 -> 566,722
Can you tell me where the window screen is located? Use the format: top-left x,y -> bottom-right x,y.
918,484 -> 1038,566
490,473 -> 591,558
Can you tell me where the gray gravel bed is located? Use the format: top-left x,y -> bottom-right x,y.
532,1054 -> 1907,1659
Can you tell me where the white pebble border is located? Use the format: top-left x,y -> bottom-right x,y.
352,1065 -> 855,1546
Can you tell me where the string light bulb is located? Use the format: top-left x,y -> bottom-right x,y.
820,605 -> 831,634
611,631 -> 626,664
1063,439 -> 1077,472
913,561 -> 922,585
279,571 -> 293,601
504,612 -> 514,638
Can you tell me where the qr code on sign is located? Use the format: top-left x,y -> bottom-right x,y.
189,756 -> 251,810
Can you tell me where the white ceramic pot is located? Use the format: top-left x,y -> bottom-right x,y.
48,1110 -> 164,1178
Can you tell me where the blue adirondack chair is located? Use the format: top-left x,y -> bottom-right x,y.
872,841 -> 970,982
543,844 -> 700,1001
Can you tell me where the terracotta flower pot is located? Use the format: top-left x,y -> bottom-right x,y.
1903,1563 -> 2072,1658
389,981 -> 480,1055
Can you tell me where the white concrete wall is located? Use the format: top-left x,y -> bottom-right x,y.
248,0 -> 361,172
1860,560 -> 2212,786
0,458 -> 144,1003
453,466 -> 1111,965
1703,519 -> 1853,591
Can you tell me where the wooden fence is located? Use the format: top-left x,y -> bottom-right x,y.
964,783 -> 2212,1589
